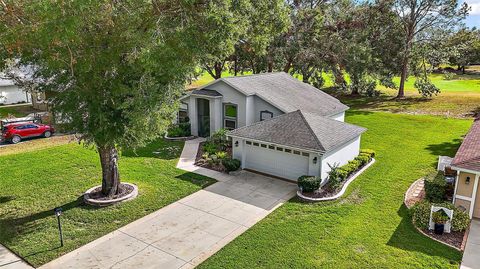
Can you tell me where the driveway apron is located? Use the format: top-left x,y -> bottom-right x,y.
40,138 -> 296,269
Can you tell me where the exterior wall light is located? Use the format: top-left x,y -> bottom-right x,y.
235,141 -> 239,147
466,176 -> 471,184
313,157 -> 317,164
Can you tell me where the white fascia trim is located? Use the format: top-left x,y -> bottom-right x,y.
227,134 -> 324,155
451,166 -> 480,175
190,93 -> 222,99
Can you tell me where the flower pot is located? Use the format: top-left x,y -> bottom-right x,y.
434,223 -> 445,235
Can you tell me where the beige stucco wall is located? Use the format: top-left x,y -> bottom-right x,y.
456,172 -> 476,198
454,198 -> 471,213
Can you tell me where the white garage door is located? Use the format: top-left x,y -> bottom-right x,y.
244,142 -> 309,181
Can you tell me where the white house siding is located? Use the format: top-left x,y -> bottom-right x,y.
207,81 -> 247,128
329,111 -> 345,122
253,96 -> 283,122
0,85 -> 31,105
320,135 -> 361,180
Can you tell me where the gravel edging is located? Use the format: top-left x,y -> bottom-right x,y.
297,158 -> 375,202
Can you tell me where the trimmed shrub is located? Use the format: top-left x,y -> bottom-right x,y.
298,175 -> 321,192
209,128 -> 230,149
360,149 -> 375,158
411,201 -> 431,230
410,201 -> 470,232
167,123 -> 191,137
203,142 -> 219,155
222,158 -> 241,172
424,172 -> 447,203
355,155 -> 370,166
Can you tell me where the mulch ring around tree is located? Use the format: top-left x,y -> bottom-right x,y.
87,184 -> 135,200
194,142 -> 232,173
84,182 -> 138,207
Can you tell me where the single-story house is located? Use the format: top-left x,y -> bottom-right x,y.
452,117 -> 480,218
180,72 -> 367,181
0,78 -> 31,105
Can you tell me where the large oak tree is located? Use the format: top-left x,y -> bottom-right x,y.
0,0 -> 216,197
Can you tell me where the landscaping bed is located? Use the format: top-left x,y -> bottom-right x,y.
406,172 -> 470,250
298,149 -> 375,200
193,129 -> 241,173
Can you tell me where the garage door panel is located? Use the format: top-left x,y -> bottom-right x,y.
244,144 -> 308,180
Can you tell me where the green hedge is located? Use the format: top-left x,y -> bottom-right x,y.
222,158 -> 241,172
424,172 -> 447,203
298,175 -> 321,192
327,149 -> 375,190
410,201 -> 470,232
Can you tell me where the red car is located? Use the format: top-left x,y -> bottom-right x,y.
1,122 -> 55,144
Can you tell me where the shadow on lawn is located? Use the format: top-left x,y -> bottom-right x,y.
122,139 -> 182,160
424,138 -> 463,168
387,205 -> 461,263
175,172 -> 216,188
0,196 -> 16,204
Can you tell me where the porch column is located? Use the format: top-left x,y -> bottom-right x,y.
469,174 -> 480,218
189,96 -> 198,136
212,98 -> 222,133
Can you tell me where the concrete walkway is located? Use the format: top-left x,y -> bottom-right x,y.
0,244 -> 32,269
461,219 -> 480,269
40,138 -> 296,269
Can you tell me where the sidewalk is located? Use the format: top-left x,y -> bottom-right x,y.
0,244 -> 32,269
461,219 -> 480,269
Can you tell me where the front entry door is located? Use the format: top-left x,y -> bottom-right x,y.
197,98 -> 210,137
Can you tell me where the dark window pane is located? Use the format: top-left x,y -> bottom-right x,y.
261,144 -> 267,148
268,145 -> 275,149
224,119 -> 236,129
253,142 -> 259,146
285,149 -> 292,153
246,141 -> 252,145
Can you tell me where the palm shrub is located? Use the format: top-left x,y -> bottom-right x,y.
298,175 -> 321,192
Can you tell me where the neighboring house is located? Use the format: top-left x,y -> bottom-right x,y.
451,117 -> 480,218
180,72 -> 366,181
0,78 -> 31,105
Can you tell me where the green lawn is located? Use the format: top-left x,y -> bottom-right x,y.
0,104 -> 38,119
199,111 -> 471,269
0,139 -> 215,267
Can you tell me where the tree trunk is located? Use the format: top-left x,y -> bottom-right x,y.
350,75 -> 360,96
283,60 -> 292,73
462,65 -> 466,74
397,59 -> 408,98
213,62 -> 222,79
98,146 -> 120,197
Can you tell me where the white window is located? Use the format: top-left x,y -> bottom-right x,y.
224,103 -> 237,130
260,110 -> 274,121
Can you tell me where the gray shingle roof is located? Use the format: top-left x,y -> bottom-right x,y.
228,110 -> 366,152
191,89 -> 222,97
221,72 -> 348,116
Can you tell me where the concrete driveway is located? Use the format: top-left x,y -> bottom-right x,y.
40,171 -> 296,269
461,219 -> 480,269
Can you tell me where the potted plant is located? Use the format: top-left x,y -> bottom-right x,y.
432,210 -> 449,235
